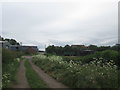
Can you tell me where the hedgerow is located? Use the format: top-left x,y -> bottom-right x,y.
2,49 -> 23,88
32,54 -> 119,88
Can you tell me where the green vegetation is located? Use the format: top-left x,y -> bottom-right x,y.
63,50 -> 119,66
2,49 -> 23,88
2,48 -> 24,64
24,60 -> 48,88
32,54 -> 119,88
1,37 -> 20,45
46,44 -> 120,56
1,36 -> 119,88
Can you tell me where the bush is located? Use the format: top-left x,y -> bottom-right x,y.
2,49 -> 23,88
32,55 -> 119,88
2,58 -> 20,88
63,50 -> 119,66
2,48 -> 24,64
100,50 -> 118,63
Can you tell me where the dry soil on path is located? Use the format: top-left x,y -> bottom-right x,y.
29,60 -> 69,88
12,60 -> 30,88
25,56 -> 69,89
12,56 -> 70,89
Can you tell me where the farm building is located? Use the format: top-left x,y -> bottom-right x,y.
9,45 -> 21,51
38,50 -> 45,55
21,46 -> 38,54
0,41 -> 11,49
81,50 -> 95,55
9,45 -> 38,54
0,41 -> 38,54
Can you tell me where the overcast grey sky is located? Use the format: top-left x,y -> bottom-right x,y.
0,0 -> 119,50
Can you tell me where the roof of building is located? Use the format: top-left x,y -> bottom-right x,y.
22,46 -> 38,47
9,45 -> 20,47
0,41 -> 9,43
9,45 -> 38,47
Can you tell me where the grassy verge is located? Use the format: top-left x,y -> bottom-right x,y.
32,54 -> 119,88
2,48 -> 24,88
24,60 -> 48,88
63,50 -> 119,65
2,58 -> 20,88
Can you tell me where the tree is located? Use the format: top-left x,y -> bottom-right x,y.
88,44 -> 98,51
98,46 -> 111,51
4,38 -> 20,45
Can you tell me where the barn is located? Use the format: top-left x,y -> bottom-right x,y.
8,45 -> 38,54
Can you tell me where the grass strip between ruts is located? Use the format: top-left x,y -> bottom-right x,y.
24,60 -> 49,88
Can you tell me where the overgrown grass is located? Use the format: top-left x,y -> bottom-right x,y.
63,50 -> 119,66
2,48 -> 24,64
2,49 -> 22,88
2,58 -> 20,88
32,54 -> 119,88
24,60 -> 48,88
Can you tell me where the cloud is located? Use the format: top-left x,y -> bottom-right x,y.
1,1 -> 118,50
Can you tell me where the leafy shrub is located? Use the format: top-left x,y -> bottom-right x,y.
2,58 -> 20,88
100,50 -> 118,64
32,55 -> 119,88
2,48 -> 24,64
2,49 -> 23,88
63,50 -> 119,66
